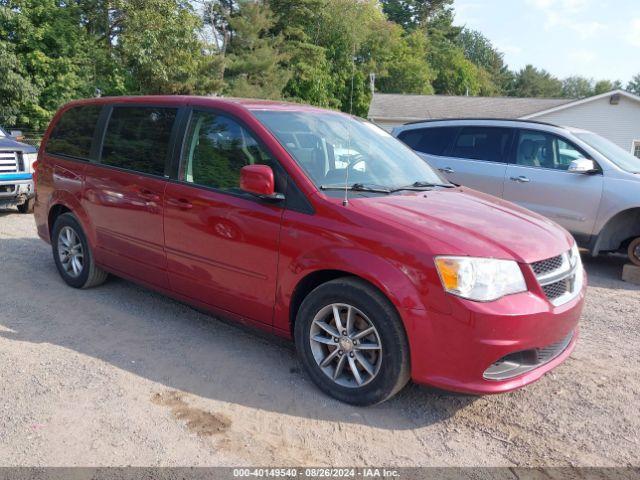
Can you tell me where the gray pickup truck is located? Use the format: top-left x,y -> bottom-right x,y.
0,126 -> 37,213
393,119 -> 640,266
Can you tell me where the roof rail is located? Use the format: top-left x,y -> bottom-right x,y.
402,118 -> 560,127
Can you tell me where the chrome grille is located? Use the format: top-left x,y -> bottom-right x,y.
542,279 -> 570,300
531,247 -> 582,307
0,151 -> 18,173
532,255 -> 563,276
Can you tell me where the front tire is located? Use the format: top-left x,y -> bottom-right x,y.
628,237 -> 640,267
294,277 -> 411,406
17,198 -> 34,214
52,213 -> 108,289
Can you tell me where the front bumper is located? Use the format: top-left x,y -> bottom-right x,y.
407,268 -> 586,394
0,175 -> 34,207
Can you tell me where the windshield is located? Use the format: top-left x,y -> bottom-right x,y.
575,132 -> 640,173
0,127 -> 6,137
252,110 -> 447,191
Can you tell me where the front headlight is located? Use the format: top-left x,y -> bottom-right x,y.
23,153 -> 37,173
434,256 -> 527,302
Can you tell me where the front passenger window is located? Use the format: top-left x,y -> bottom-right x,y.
182,111 -> 278,191
516,130 -> 587,170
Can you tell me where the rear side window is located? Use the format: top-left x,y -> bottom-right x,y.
398,127 -> 458,156
100,106 -> 177,176
46,105 -> 102,160
448,127 -> 512,163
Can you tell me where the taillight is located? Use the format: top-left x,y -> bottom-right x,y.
32,160 -> 39,191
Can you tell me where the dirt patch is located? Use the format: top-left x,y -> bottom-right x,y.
152,391 -> 231,437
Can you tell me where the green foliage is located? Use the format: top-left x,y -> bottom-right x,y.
628,74 -> 640,95
0,0 -> 634,130
512,65 -> 563,98
380,0 -> 454,31
117,0 -> 224,95
562,76 -> 594,98
223,1 -> 290,99
0,40 -> 37,126
593,79 -> 622,95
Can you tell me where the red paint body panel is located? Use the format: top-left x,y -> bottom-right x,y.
33,95 -> 586,395
164,182 -> 283,324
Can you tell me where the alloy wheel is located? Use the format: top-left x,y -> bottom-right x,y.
309,303 -> 383,388
57,226 -> 85,278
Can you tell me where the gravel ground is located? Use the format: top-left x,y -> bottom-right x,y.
0,209 -> 639,467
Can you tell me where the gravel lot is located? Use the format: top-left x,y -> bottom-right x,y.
0,209 -> 639,467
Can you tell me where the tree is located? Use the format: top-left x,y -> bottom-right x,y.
592,79 -> 623,95
628,74 -> 640,95
380,0 -> 454,31
562,76 -> 593,98
456,28 -> 510,94
0,41 -> 38,127
511,65 -> 563,98
0,0 -> 99,129
116,0 -> 224,95
223,1 -> 290,99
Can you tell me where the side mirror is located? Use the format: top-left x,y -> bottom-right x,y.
568,158 -> 598,174
240,165 -> 284,201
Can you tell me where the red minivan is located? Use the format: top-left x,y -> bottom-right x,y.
34,96 -> 586,405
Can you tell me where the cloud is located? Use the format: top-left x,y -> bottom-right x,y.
526,0 -> 606,39
629,18 -> 640,47
569,49 -> 597,64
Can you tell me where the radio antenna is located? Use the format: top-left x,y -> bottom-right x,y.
343,43 -> 356,207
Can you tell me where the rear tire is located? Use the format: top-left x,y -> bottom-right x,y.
294,277 -> 411,406
52,213 -> 109,289
628,237 -> 640,267
17,198 -> 34,214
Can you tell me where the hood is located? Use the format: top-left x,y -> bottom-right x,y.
350,187 -> 574,264
0,136 -> 37,153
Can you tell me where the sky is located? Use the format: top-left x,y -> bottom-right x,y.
453,0 -> 640,84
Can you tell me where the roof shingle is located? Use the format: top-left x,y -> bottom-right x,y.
368,93 -> 575,121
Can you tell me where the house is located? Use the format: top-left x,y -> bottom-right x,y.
368,90 -> 640,157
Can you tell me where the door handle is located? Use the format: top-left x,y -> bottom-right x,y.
167,198 -> 193,210
439,167 -> 455,174
137,188 -> 161,202
510,176 -> 531,183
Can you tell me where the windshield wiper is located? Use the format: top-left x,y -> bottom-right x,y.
320,183 -> 391,194
390,181 -> 455,192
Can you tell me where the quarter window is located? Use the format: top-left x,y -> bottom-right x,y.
398,127 -> 458,156
46,105 -> 102,160
181,111 -> 279,192
447,127 -> 512,163
515,130 -> 586,170
100,106 -> 177,176
634,141 -> 640,159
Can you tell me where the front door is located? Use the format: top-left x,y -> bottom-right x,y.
164,110 -> 285,325
83,105 -> 179,289
503,129 -> 603,243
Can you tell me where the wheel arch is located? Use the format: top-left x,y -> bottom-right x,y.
46,192 -> 96,246
591,207 -> 640,255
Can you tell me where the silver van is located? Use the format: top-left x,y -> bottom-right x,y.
393,119 -> 640,265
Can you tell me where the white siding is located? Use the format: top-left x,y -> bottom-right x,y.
532,95 -> 640,153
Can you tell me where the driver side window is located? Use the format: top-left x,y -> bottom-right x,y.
515,130 -> 586,171
182,111 -> 278,191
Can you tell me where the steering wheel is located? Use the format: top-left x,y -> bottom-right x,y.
346,154 -> 366,173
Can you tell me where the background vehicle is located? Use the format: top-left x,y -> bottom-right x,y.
394,119 -> 640,266
34,97 -> 584,405
0,126 -> 37,213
